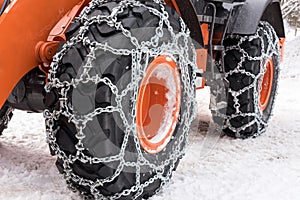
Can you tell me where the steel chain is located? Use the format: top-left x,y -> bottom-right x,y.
214,21 -> 280,137
44,0 -> 197,199
0,106 -> 13,132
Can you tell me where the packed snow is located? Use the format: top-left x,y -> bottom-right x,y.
1,33 -> 300,200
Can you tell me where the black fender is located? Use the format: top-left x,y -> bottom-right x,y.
229,0 -> 285,37
172,0 -> 204,47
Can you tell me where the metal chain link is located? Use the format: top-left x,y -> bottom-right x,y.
44,0 -> 197,199
0,106 -> 13,132
215,21 -> 280,137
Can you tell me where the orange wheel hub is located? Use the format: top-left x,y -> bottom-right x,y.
259,58 -> 274,111
136,55 -> 181,154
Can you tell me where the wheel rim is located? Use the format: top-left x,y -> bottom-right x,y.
259,58 -> 274,111
136,55 -> 181,154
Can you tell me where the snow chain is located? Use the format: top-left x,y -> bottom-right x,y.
0,106 -> 13,132
217,21 -> 280,137
44,0 -> 197,199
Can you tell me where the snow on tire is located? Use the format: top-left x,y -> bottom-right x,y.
221,21 -> 280,138
44,0 -> 196,199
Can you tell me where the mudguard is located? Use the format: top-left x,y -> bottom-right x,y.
166,0 -> 204,47
229,0 -> 285,37
0,0 -> 87,109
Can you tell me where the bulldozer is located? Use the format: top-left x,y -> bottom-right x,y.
0,0 -> 285,199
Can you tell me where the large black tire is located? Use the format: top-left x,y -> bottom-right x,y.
219,21 -> 280,138
44,0 -> 196,199
0,104 -> 13,135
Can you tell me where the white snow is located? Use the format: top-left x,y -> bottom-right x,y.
1,37 -> 300,200
146,63 -> 179,145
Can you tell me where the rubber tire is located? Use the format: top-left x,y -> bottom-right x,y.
222,21 -> 280,138
0,104 -> 13,135
45,1 -> 195,199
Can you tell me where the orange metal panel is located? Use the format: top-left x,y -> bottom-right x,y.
196,49 -> 207,72
201,23 -> 209,46
0,0 -> 87,108
0,0 -> 5,7
165,0 -> 181,15
196,24 -> 209,89
195,49 -> 207,90
37,0 -> 89,66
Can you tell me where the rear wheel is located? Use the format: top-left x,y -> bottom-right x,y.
220,21 -> 280,138
44,0 -> 196,199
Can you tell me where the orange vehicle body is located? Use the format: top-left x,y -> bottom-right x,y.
0,0 -> 189,109
0,0 -> 284,108
0,0 -> 90,108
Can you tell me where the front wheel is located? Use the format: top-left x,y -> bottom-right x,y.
44,0 -> 196,199
219,21 -> 280,138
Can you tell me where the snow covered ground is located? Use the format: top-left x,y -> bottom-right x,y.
1,35 -> 300,200
153,35 -> 300,200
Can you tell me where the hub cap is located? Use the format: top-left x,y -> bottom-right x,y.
136,55 -> 181,154
259,58 -> 274,111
